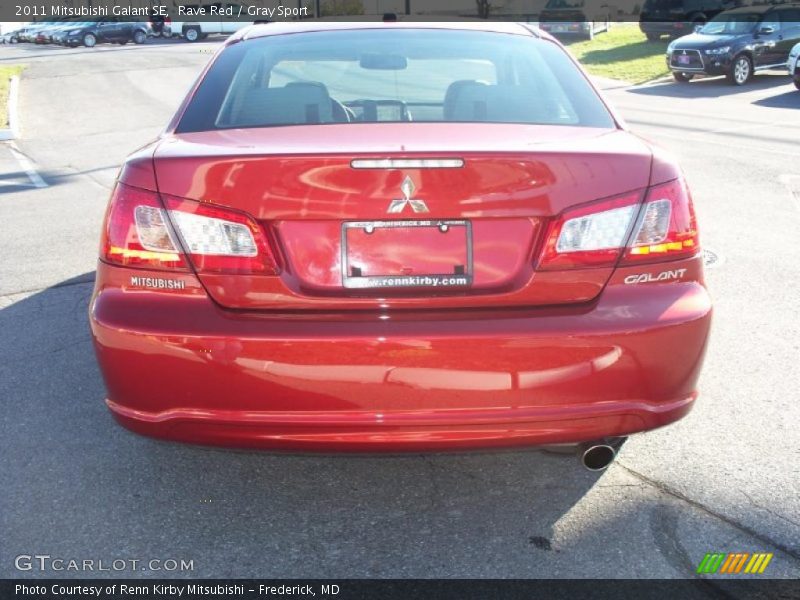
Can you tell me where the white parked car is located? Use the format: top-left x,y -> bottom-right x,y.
164,2 -> 252,42
789,42 -> 800,91
0,30 -> 19,44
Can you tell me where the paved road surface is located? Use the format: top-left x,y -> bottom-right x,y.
0,39 -> 798,580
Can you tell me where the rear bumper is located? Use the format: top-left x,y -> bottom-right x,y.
90,258 -> 712,452
106,396 -> 697,453
539,22 -> 592,35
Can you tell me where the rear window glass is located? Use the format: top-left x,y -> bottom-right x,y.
544,0 -> 586,9
642,0 -> 683,10
700,13 -> 761,35
176,29 -> 615,132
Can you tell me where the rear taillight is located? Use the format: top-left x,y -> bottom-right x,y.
100,183 -> 278,274
101,184 -> 187,271
621,178 -> 699,264
538,192 -> 641,270
162,195 -> 279,274
538,178 -> 699,270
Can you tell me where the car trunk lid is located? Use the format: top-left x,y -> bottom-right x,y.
152,124 -> 652,311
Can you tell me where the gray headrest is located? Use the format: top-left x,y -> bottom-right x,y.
443,80 -> 489,121
447,84 -> 546,123
235,82 -> 333,127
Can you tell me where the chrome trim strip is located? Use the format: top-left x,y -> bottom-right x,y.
754,63 -> 793,71
351,158 -> 464,169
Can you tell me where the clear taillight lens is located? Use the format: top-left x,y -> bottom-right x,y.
622,178 -> 699,264
100,183 -> 279,274
169,211 -> 258,257
162,195 -> 279,275
630,199 -> 671,246
538,192 -> 641,270
134,205 -> 181,254
556,205 -> 637,253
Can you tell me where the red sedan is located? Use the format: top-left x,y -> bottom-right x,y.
90,22 -> 711,466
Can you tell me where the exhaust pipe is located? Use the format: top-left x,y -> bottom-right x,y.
578,437 -> 627,471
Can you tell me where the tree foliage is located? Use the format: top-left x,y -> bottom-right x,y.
320,0 -> 365,17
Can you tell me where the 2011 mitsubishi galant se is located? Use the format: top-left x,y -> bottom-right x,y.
90,22 -> 712,463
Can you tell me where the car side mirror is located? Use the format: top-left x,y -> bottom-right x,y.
694,24 -> 703,33
758,25 -> 775,35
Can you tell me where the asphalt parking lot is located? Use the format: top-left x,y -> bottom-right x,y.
0,39 -> 798,580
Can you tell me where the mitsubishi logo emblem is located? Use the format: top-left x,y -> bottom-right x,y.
387,176 -> 429,214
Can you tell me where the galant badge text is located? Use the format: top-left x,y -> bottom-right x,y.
624,269 -> 687,285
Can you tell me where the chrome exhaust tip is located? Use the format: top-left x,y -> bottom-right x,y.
578,437 -> 627,471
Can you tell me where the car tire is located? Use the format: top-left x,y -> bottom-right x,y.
133,30 -> 146,45
646,33 -> 660,42
727,54 -> 752,85
673,71 -> 694,83
83,33 -> 96,48
794,74 -> 800,90
184,27 -> 200,42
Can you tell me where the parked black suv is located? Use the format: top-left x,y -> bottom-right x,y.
666,4 -> 800,85
62,18 -> 150,48
640,0 -> 739,41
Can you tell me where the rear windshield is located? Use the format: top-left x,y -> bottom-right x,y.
544,0 -> 586,9
700,13 -> 761,35
176,29 -> 615,132
642,0 -> 683,10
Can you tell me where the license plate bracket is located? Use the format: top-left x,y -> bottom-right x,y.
341,220 -> 473,289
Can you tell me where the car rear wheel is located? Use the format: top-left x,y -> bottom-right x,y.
646,33 -> 660,42
673,71 -> 694,83
83,33 -> 96,48
133,30 -> 146,44
727,55 -> 752,86
184,27 -> 200,42
794,74 -> 800,90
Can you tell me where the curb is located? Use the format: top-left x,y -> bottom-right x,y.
592,74 -> 674,90
590,75 -> 635,91
635,75 -> 674,87
0,75 -> 20,141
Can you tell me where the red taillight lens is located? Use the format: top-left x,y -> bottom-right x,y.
101,184 -> 188,271
162,196 -> 279,275
100,183 -> 279,275
537,178 -> 699,270
538,192 -> 642,270
621,178 -> 699,264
